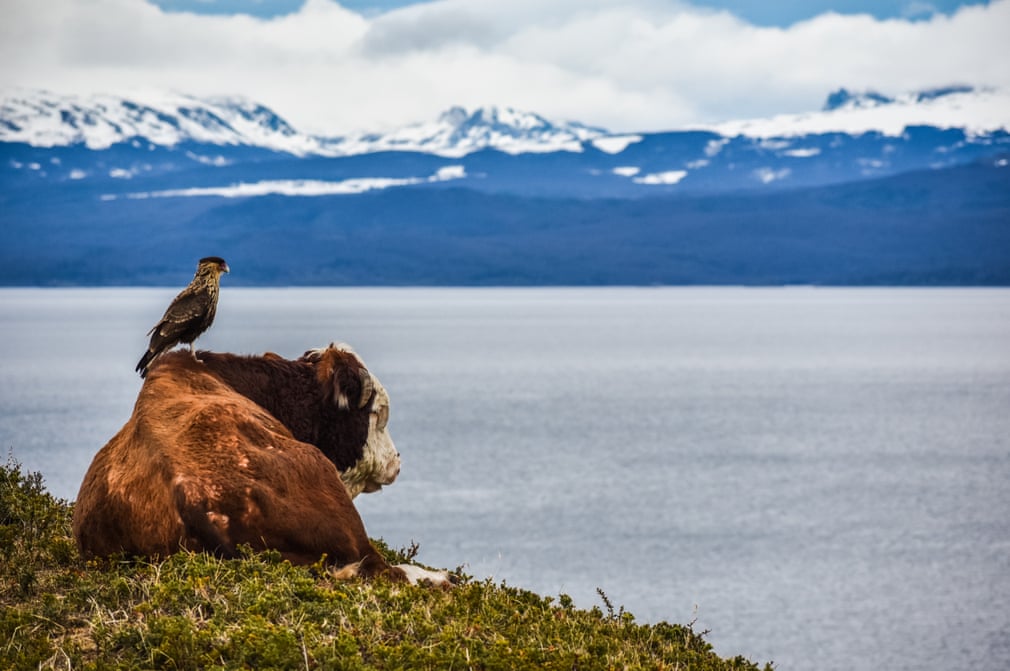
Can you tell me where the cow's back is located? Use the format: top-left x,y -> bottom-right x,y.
72,356 -> 377,566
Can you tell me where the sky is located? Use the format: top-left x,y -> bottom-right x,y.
1,0 -> 1007,134
145,0 -> 994,24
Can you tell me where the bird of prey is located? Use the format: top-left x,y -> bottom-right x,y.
136,256 -> 230,378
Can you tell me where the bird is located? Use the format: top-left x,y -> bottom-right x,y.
136,256 -> 230,378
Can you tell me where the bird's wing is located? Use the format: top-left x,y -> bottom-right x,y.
151,288 -> 211,336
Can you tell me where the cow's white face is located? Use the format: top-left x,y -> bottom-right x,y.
340,374 -> 400,498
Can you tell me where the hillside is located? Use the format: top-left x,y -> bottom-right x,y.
0,459 -> 769,670
2,157 -> 1008,286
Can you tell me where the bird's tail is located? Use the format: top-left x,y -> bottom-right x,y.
136,350 -> 155,378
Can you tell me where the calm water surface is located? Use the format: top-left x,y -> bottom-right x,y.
2,287 -> 1008,670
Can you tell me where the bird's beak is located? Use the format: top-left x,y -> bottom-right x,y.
221,263 -> 230,273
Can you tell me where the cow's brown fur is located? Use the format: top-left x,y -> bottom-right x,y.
72,348 -> 404,581
194,349 -> 374,472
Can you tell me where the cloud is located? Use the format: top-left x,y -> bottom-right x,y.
1,0 -> 1007,133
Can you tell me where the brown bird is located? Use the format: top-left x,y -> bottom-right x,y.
136,256 -> 230,378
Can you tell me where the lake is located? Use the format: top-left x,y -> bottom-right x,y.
1,287 -> 1008,670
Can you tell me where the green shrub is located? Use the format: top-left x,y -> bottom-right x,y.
0,458 -> 772,670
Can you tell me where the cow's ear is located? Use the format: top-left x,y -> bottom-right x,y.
331,363 -> 375,410
313,346 -> 374,410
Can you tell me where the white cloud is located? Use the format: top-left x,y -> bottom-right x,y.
1,0 -> 1007,134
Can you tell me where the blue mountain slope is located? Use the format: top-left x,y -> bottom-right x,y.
4,123 -> 1007,199
3,157 -> 1008,286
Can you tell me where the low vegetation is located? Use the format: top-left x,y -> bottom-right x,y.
1,458 -> 770,670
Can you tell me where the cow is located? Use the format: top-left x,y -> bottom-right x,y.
72,343 -> 448,586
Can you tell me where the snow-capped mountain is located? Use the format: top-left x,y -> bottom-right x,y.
0,90 -> 330,155
2,85 -> 1008,199
323,106 -> 606,157
706,85 -> 1010,138
3,85 -> 1009,160
0,90 -> 606,158
3,86 -> 1009,287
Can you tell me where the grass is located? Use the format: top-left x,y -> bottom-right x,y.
1,457 -> 772,670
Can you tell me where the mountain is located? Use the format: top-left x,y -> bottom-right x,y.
3,156 -> 1008,286
823,89 -> 897,111
3,86 -> 1009,199
5,85 -> 1008,158
0,90 -> 325,155
0,90 -> 605,158
706,85 -> 1010,139
2,86 -> 1009,286
822,85 -> 978,112
324,106 -> 606,157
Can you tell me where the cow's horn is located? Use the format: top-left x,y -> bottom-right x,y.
358,369 -> 374,408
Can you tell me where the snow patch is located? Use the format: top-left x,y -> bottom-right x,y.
782,147 -> 821,158
759,139 -> 792,151
186,151 -> 232,167
433,164 -> 466,180
633,170 -> 688,185
592,135 -> 643,154
105,165 -> 466,199
705,88 -> 1010,139
753,167 -> 790,184
123,178 -> 415,198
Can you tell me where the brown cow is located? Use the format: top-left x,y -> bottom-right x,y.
72,343 -> 448,585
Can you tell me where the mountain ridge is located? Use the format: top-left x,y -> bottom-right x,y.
3,86 -> 1008,287
4,84 -> 1009,200
4,86 -> 1008,159
705,85 -> 1010,139
0,90 -> 608,158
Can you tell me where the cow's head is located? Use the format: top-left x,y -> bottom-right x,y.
302,343 -> 400,497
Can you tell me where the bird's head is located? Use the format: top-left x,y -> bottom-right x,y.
198,256 -> 230,275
